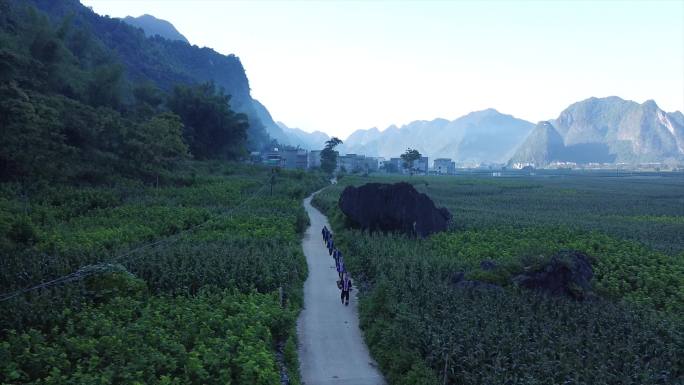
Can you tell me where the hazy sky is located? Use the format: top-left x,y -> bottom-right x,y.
81,0 -> 684,139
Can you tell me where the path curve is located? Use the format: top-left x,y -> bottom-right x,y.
297,192 -> 385,385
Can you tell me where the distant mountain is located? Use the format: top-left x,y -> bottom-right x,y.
510,97 -> 684,166
28,0 -> 285,149
341,109 -> 535,164
122,14 -> 189,43
277,122 -> 330,150
508,122 -> 566,166
344,127 -> 382,150
251,101 -> 290,145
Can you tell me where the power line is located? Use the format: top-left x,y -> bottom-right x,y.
0,181 -> 269,302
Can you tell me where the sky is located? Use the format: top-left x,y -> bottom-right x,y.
81,0 -> 684,139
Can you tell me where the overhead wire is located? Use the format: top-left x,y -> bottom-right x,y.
0,179 -> 270,302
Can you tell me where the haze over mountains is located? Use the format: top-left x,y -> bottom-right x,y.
289,97 -> 684,167
69,6 -> 684,166
339,109 -> 535,164
277,122 -> 331,151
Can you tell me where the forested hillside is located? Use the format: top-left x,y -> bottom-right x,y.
0,0 -> 261,182
13,0 -> 289,149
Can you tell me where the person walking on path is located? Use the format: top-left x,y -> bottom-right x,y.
328,237 -> 334,256
322,226 -> 328,241
323,227 -> 330,245
340,272 -> 352,306
336,255 -> 345,280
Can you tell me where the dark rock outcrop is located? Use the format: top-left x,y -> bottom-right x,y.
512,251 -> 593,300
339,182 -> 451,237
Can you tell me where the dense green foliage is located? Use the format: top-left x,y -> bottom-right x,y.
1,164 -> 326,383
0,1 -> 252,183
2,289 -> 286,385
313,173 -> 684,384
168,83 -> 248,160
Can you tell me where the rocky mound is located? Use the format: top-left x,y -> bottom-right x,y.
338,182 -> 451,237
513,251 -> 594,300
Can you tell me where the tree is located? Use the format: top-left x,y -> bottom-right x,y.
320,137 -> 343,175
0,83 -> 70,181
126,112 -> 189,173
401,148 -> 421,176
168,83 -> 248,160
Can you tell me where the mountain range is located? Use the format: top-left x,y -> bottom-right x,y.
338,109 -> 535,164
288,98 -> 683,167
277,122 -> 331,151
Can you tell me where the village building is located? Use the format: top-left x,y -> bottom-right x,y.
433,158 -> 456,174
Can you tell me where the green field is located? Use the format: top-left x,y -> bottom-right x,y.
1,163 -> 326,384
313,172 -> 684,385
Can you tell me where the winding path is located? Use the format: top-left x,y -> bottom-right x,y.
297,193 -> 385,385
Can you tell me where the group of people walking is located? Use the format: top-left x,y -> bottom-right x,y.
322,225 -> 352,306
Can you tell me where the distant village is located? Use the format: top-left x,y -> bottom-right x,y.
250,147 -> 510,175
250,147 -> 443,174
250,147 -> 684,174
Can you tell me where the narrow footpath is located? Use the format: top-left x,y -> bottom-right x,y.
297,192 -> 385,385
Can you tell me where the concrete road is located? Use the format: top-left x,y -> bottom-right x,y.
297,193 -> 385,385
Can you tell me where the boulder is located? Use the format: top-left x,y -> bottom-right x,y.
512,251 -> 593,300
339,182 -> 451,237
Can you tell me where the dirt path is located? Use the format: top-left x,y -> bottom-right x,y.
296,193 -> 385,385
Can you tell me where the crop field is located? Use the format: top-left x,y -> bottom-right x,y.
0,163 -> 326,384
313,171 -> 684,385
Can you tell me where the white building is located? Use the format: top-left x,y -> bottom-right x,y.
434,158 -> 456,174
282,149 -> 308,169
